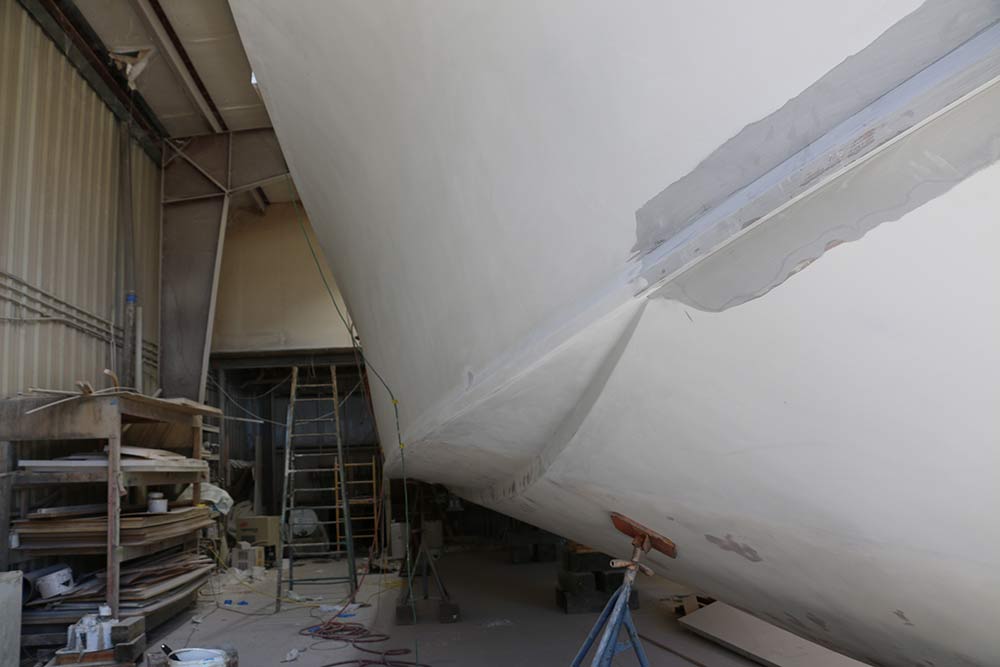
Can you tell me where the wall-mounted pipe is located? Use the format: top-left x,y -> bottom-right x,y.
0,275 -> 159,366
119,122 -> 138,389
135,305 -> 144,394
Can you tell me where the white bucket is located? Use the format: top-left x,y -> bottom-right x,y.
148,492 -> 168,514
167,648 -> 226,666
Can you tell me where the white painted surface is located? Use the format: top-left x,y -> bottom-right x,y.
484,162 -> 1000,667
212,203 -> 354,353
231,3 -> 1000,665
232,0 -> 923,434
1,0 -> 162,397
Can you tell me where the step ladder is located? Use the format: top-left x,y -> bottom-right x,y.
275,366 -> 357,610
334,455 -> 379,553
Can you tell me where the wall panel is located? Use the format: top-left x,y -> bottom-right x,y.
0,0 -> 160,397
212,203 -> 353,354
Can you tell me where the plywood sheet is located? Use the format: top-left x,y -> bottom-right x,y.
679,603 -> 868,667
25,552 -> 212,606
118,446 -> 187,460
13,507 -> 212,549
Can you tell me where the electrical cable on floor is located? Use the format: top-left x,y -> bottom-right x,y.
192,498 -> 416,664
200,480 -> 447,667
289,180 -> 421,661
198,541 -> 340,613
300,620 -> 432,667
290,494 -> 428,666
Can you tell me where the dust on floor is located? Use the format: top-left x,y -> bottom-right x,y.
152,549 -> 758,666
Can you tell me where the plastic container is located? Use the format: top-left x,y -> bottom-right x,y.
167,648 -> 227,666
148,492 -> 168,514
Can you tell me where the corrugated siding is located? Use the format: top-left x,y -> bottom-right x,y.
132,140 -> 161,392
0,0 -> 160,397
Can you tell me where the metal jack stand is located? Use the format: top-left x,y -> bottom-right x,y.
396,541 -> 460,624
571,513 -> 677,667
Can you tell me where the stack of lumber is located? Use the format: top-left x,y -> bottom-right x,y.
13,507 -> 213,551
26,552 -> 213,605
22,552 -> 213,624
18,446 -> 207,473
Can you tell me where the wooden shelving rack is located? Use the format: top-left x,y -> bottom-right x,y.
0,393 -> 220,619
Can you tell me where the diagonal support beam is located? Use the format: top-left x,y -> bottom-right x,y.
160,129 -> 290,400
165,140 -> 228,192
160,195 -> 229,401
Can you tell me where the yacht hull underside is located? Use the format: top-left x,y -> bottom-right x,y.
231,2 -> 1000,664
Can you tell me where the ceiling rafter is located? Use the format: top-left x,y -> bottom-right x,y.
132,0 -> 228,133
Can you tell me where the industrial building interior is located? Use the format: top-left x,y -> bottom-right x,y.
2,1 -> 996,666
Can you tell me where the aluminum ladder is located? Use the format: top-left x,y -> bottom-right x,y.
274,365 -> 357,610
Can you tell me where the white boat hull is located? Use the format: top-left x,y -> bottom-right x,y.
231,2 -> 1000,664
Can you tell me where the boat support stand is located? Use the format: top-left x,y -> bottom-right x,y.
571,512 -> 677,667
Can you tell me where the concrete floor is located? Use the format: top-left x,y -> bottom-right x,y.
153,549 -> 759,666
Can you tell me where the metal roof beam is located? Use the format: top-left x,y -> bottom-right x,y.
132,0 -> 227,133
17,0 -> 164,160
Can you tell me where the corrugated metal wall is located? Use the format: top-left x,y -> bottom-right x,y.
0,0 -> 161,397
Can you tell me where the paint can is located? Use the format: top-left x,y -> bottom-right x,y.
148,492 -> 168,514
166,648 -> 227,667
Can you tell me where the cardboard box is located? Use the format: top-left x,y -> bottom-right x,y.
230,544 -> 264,571
235,515 -> 280,546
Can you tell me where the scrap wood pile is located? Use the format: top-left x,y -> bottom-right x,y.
22,552 -> 214,622
13,506 -> 214,550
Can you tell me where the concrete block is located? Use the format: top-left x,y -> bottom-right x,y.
509,544 -> 534,564
558,569 -> 596,594
595,569 -> 625,593
396,597 -> 461,624
437,600 -> 461,623
509,530 -> 561,546
555,587 -> 638,614
534,543 -> 557,562
508,531 -> 535,547
562,550 -> 611,572
556,587 -> 608,614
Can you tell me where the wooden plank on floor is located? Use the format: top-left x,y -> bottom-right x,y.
679,602 -> 868,667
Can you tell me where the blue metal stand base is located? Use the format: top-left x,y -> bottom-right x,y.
571,581 -> 650,667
